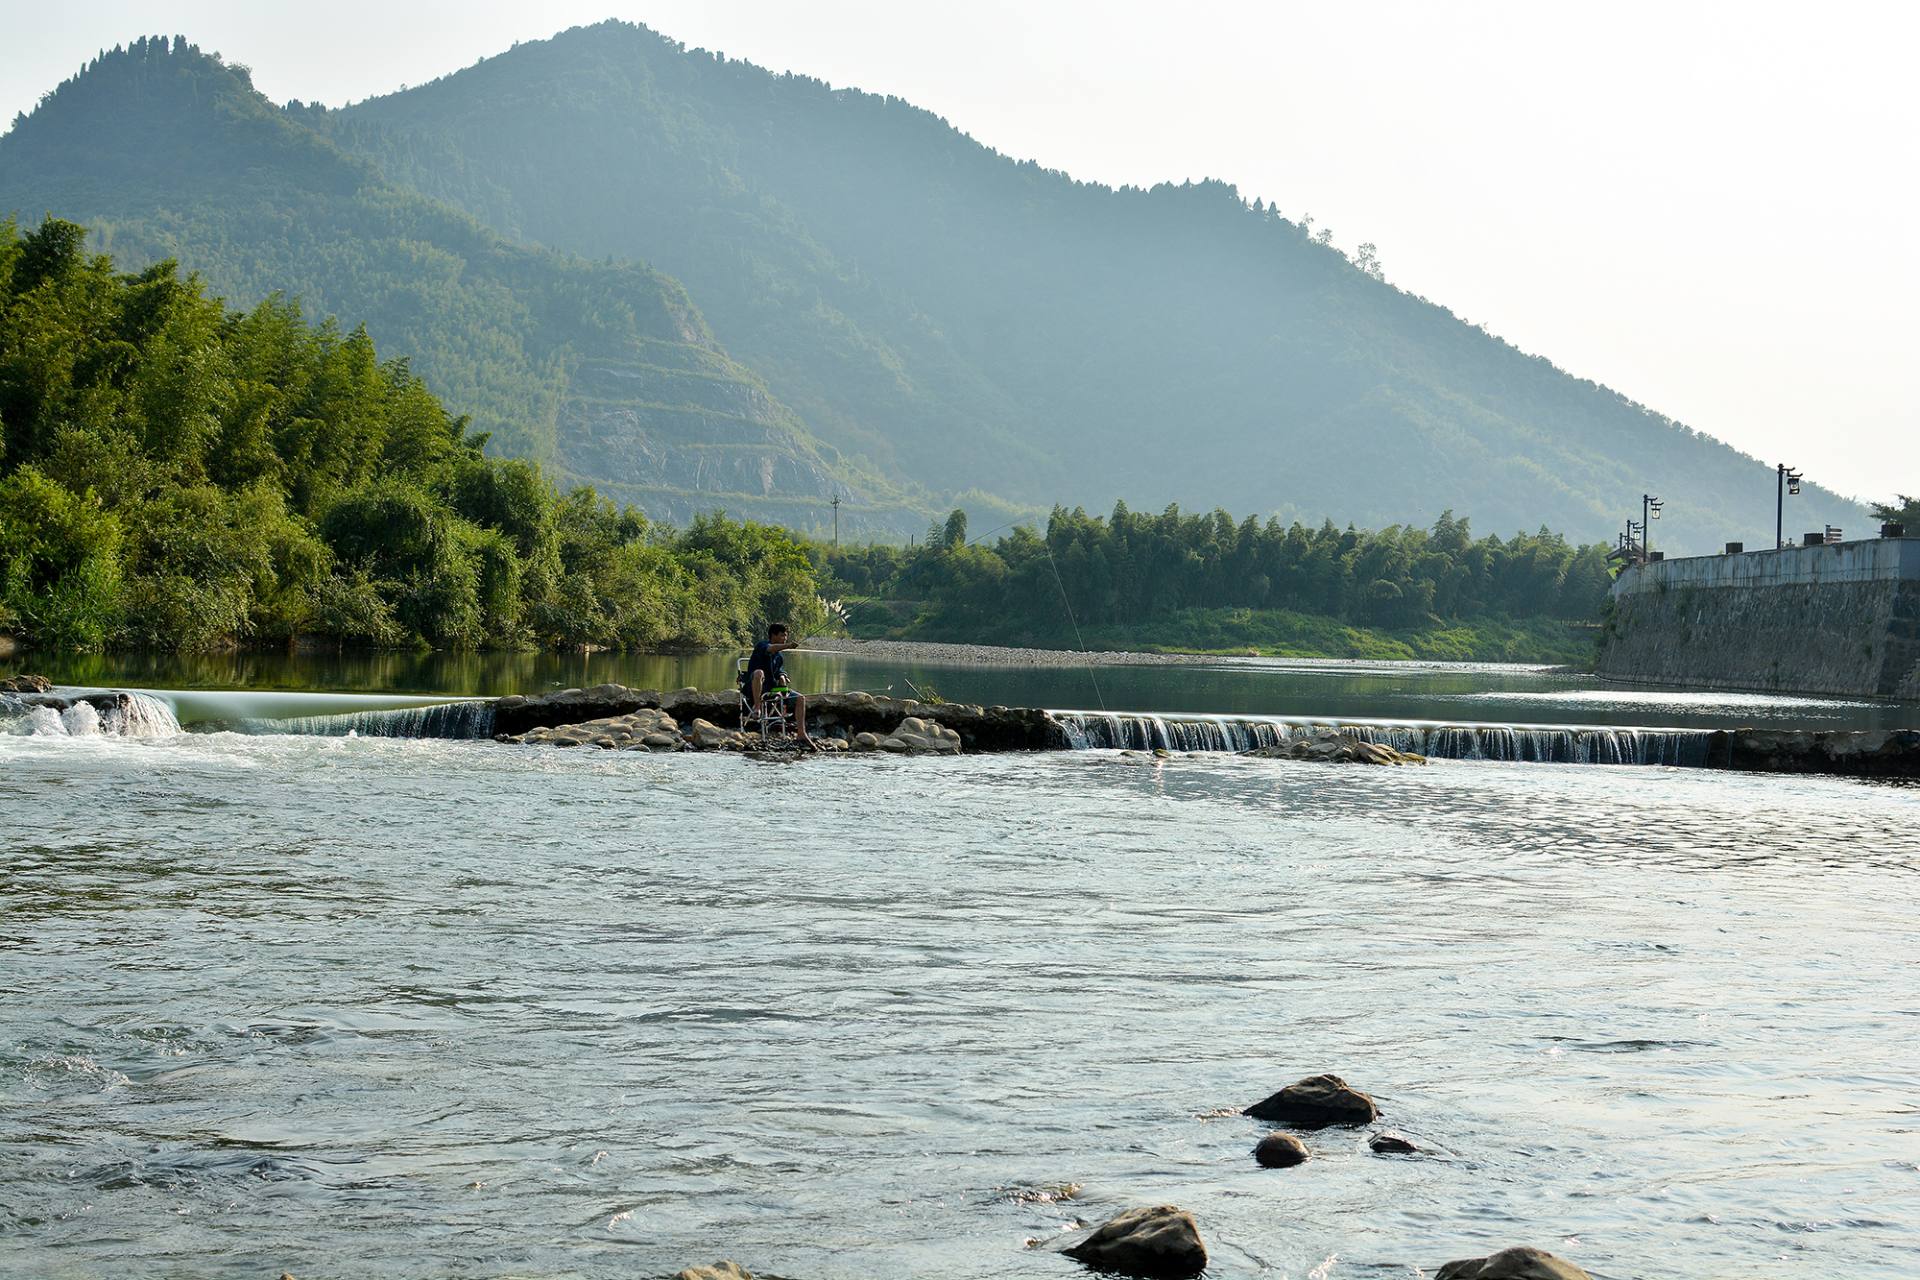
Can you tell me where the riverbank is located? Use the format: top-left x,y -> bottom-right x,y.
845,608 -> 1600,666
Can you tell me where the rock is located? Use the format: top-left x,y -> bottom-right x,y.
0,673 -> 52,694
1369,1132 -> 1417,1155
1245,1074 -> 1378,1128
1242,731 -> 1425,766
1062,1205 -> 1207,1279
674,1264 -> 755,1280
688,718 -> 734,750
642,731 -> 681,749
1253,1131 -> 1308,1168
1433,1246 -> 1592,1280
851,731 -> 883,752
876,716 -> 963,755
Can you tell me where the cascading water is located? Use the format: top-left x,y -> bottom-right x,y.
1049,710 -> 1715,767
0,690 -> 182,738
225,700 -> 496,740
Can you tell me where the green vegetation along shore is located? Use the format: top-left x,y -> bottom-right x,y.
0,218 -> 823,653
821,506 -> 1610,665
1,218 -> 1606,665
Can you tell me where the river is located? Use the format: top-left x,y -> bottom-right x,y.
3,654 -> 1918,1278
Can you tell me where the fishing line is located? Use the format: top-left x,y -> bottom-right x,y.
1041,540 -> 1108,713
817,511 -> 1110,713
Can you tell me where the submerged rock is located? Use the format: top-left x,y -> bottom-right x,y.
1434,1246 -> 1592,1279
1253,1131 -> 1309,1168
1063,1205 -> 1208,1278
1245,1074 -> 1378,1128
1369,1132 -> 1418,1155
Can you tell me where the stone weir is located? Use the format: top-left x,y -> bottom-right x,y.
491,684 -> 1063,753
487,683 -> 1920,776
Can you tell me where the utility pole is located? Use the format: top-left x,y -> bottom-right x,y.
1775,464 -> 1802,548
831,493 -> 840,551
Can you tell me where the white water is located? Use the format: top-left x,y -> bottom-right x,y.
1050,710 -> 1716,766
0,691 -> 181,738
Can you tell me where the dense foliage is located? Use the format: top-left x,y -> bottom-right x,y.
821,504 -> 1611,659
1870,496 -> 1919,528
0,218 -> 824,651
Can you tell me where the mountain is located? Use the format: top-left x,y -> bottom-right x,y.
0,36 -> 925,537
318,20 -> 1863,551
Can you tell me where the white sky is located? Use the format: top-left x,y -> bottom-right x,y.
4,0 -> 1915,507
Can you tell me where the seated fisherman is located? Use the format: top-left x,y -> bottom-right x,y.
745,622 -> 815,748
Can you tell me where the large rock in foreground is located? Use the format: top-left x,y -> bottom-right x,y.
0,673 -> 52,694
1245,1074 -> 1378,1128
1434,1246 -> 1592,1279
1063,1206 -> 1207,1279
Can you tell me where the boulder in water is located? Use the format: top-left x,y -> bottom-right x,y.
1253,1131 -> 1309,1167
1434,1246 -> 1592,1279
1245,1074 -> 1378,1128
689,718 -> 741,750
1369,1132 -> 1418,1155
1062,1205 -> 1207,1278
0,673 -> 52,694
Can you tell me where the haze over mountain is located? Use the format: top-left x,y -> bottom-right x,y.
1,24 -> 1865,550
0,36 -> 912,536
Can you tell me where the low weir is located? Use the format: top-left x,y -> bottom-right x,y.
1050,710 -> 1715,767
6,681 -> 1915,775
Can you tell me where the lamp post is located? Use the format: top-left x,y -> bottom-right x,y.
1627,518 -> 1644,562
1643,494 -> 1663,559
1775,464 -> 1802,548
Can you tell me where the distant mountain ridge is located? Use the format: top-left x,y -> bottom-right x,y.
0,27 -> 1865,550
320,20 -> 1862,550
0,36 -> 922,537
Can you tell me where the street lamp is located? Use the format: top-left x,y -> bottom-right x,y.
1776,464 -> 1804,548
1643,494 -> 1663,559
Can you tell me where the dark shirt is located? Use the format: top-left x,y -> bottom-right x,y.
745,640 -> 786,692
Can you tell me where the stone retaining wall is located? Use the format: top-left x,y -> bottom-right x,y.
1597,539 -> 1920,698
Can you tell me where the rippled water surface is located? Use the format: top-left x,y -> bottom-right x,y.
5,729 -> 1918,1279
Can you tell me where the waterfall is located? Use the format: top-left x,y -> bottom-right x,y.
226,699 -> 496,740
1,691 -> 181,738
1049,710 -> 1715,767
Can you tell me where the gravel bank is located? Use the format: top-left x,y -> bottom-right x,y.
806,637 -> 1225,668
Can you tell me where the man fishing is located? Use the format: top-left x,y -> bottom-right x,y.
744,622 -> 816,749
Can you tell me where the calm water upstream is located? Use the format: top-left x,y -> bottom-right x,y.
3,711 -> 1918,1278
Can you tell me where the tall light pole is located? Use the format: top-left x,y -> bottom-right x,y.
1775,464 -> 1803,548
1643,494 -> 1663,559
831,493 -> 840,551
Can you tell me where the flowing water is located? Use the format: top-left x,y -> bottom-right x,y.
4,656 -> 1919,1278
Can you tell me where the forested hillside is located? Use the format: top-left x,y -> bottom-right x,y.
0,218 -> 826,652
0,37 -> 922,537
328,20 -> 1864,551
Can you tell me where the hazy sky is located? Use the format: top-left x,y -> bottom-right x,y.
4,0 -> 1915,507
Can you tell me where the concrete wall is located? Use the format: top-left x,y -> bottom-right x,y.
1596,539 -> 1920,699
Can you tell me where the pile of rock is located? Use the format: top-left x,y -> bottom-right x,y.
1244,731 -> 1426,766
849,716 -> 962,755
1,673 -> 54,694
508,707 -> 687,751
